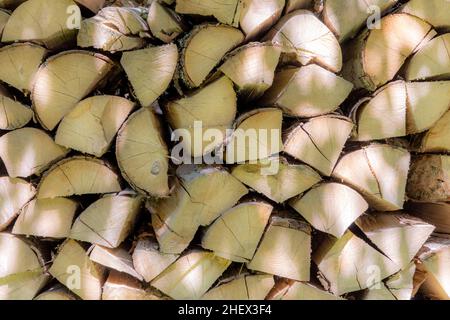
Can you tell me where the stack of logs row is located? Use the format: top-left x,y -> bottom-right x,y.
0,0 -> 449,300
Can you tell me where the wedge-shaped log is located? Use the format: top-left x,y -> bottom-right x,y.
264,10 -> 342,73
261,64 -> 353,117
290,182 -> 368,238
284,115 -> 354,176
32,51 -> 116,130
166,76 -> 237,157
313,231 -> 401,295
247,216 -> 311,281
418,109 -> 450,153
180,24 -> 244,88
268,280 -> 344,300
219,43 -> 281,100
56,96 -> 135,157
34,285 -> 77,300
175,0 -> 241,26
342,13 -> 435,91
0,128 -> 68,177
37,157 -> 121,199
103,271 -> 167,300
407,155 -> 449,202
400,0 -> 450,30
406,201 -> 450,235
13,198 -> 78,239
356,213 -> 435,269
0,43 -> 46,93
151,250 -> 231,300
0,10 -> 9,38
49,239 -> 106,300
202,274 -> 274,300
121,44 -> 178,107
332,144 -> 410,211
0,95 -> 33,130
232,156 -> 322,203
148,1 -> 186,43
116,107 -> 170,197
239,0 -> 285,40
1,0 -> 78,49
75,0 -> 104,12
202,201 -> 272,262
70,194 -> 142,248
405,34 -> 450,81
0,177 -> 35,231
150,165 -> 248,254
285,0 -> 313,12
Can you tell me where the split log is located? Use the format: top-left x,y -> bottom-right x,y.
290,182 -> 368,238
406,201 -> 450,235
32,51 -> 116,130
218,42 -> 281,100
202,274 -> 275,300
1,0 -> 78,49
321,0 -> 398,42
37,157 -> 121,199
263,10 -> 342,73
48,239 -> 106,300
239,0 -> 284,40
166,76 -> 237,158
201,201 -> 273,262
247,216 -> 311,281
313,231 -> 401,295
147,0 -> 186,43
407,155 -> 449,202
400,0 -> 450,30
89,245 -> 143,280
121,44 -> 178,107
0,9 -> 8,36
0,177 -> 35,231
332,144 -> 410,211
151,250 -> 231,300
149,165 -> 248,254
284,115 -> 354,176
226,108 -> 283,163
260,64 -> 353,117
132,237 -> 179,282
417,237 -> 450,300
342,13 -> 436,91
285,0 -> 313,13
0,128 -> 69,177
34,285 -> 77,300
75,0 -> 105,13
0,43 -> 46,93
116,107 -> 170,197
12,198 -> 78,239
268,280 -> 344,300
356,213 -> 435,269
77,7 -> 149,52
175,0 -> 241,26
417,109 -> 450,153
179,24 -> 244,88
55,95 -> 135,157
231,156 -> 322,203
70,194 -> 142,248
405,34 -> 450,81
0,95 -> 33,130
0,233 -> 48,300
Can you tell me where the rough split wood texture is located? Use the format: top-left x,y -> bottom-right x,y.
0,0 -> 448,301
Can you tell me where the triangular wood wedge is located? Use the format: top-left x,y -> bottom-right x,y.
0,9 -> 9,37
0,128 -> 68,177
56,95 -> 135,157
417,109 -> 450,153
356,213 -> 435,269
268,280 -> 344,300
290,182 -> 368,238
261,64 -> 353,117
49,239 -> 106,300
179,24 -> 244,88
202,201 -> 272,262
149,165 -> 248,254
284,115 -> 354,176
74,0 -> 104,13
406,201 -> 450,235
342,13 -> 435,91
116,107 -> 170,197
264,10 -> 342,73
285,0 -> 313,12
0,177 -> 35,231
70,194 -> 142,248
332,144 -> 410,211
202,274 -> 274,300
247,216 -> 311,281
13,198 -> 78,239
34,285 -> 77,300
239,0 -> 284,40
151,250 -> 231,300
147,0 -> 186,43
175,0 -> 241,26
37,157 -> 121,199
0,95 -> 33,130
121,44 -> 178,107
313,231 -> 401,295
32,51 -> 116,130
0,43 -> 46,93
400,0 -> 450,30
